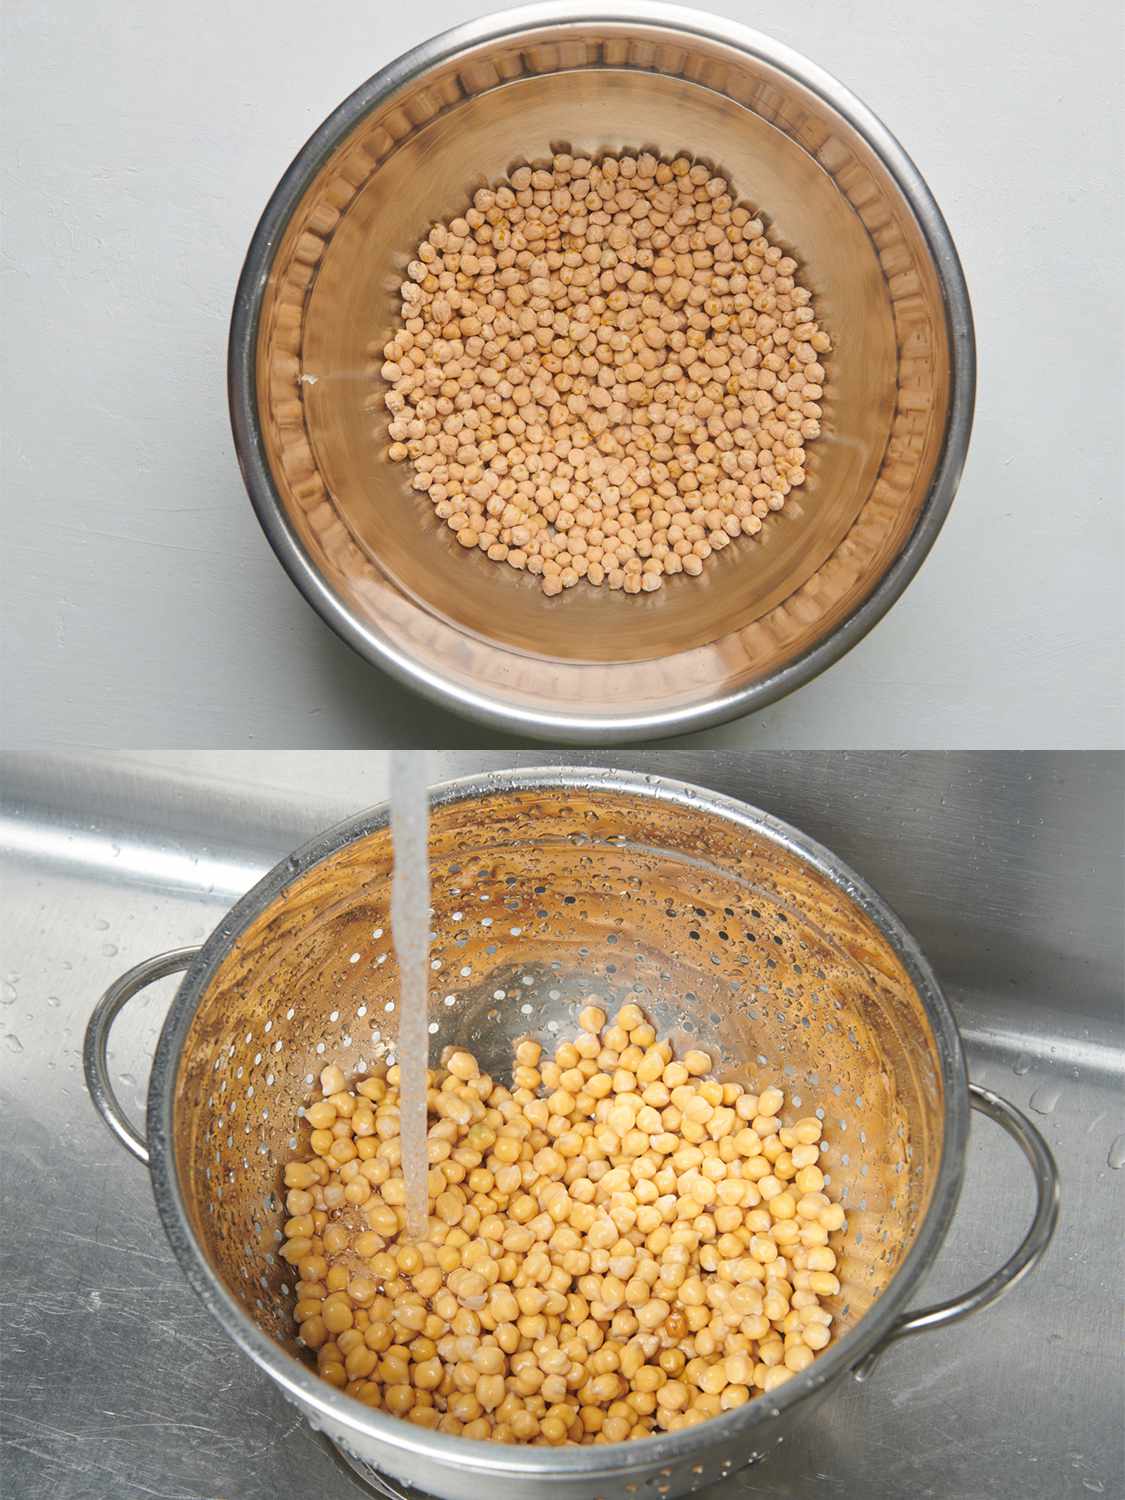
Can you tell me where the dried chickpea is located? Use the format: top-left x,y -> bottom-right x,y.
381,152 -> 830,595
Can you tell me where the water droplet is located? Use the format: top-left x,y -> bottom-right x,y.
61,959 -> 73,971
1029,1084 -> 1060,1115
102,942 -> 119,957
1107,1134 -> 1125,1171
4,1034 -> 23,1054
46,995 -> 60,1008
0,981 -> 16,1006
110,843 -> 121,857
120,1072 -> 136,1088
94,918 -> 110,931
1011,1052 -> 1033,1075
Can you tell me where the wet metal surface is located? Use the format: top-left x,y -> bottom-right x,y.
1,751 -> 1121,1499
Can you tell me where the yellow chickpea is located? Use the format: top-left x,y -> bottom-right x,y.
283,986 -> 849,1445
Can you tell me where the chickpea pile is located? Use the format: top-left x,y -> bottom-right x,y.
380,152 -> 830,595
281,1002 -> 844,1444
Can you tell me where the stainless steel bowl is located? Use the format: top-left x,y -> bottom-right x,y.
229,3 -> 975,744
86,769 -> 1053,1500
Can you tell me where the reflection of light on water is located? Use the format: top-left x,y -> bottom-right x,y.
1029,1084 -> 1061,1115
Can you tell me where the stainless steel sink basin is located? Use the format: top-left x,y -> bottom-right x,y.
1,750 -> 1121,1500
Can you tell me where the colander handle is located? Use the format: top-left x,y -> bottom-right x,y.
83,947 -> 201,1168
853,1083 -> 1059,1381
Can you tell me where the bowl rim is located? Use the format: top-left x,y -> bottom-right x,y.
228,0 -> 976,743
147,765 -> 970,1478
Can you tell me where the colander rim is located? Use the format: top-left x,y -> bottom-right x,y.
147,765 -> 970,1478
227,0 -> 977,745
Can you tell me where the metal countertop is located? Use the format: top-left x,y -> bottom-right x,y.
2,751 -> 1122,1500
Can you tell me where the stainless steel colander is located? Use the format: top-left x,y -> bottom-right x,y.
85,769 -> 1056,1500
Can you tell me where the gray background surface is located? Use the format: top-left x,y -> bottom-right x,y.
1,750 -> 1122,1500
3,0 -> 1123,749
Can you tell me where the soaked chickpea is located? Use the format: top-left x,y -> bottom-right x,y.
381,152 -> 830,596
282,1002 -> 845,1445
